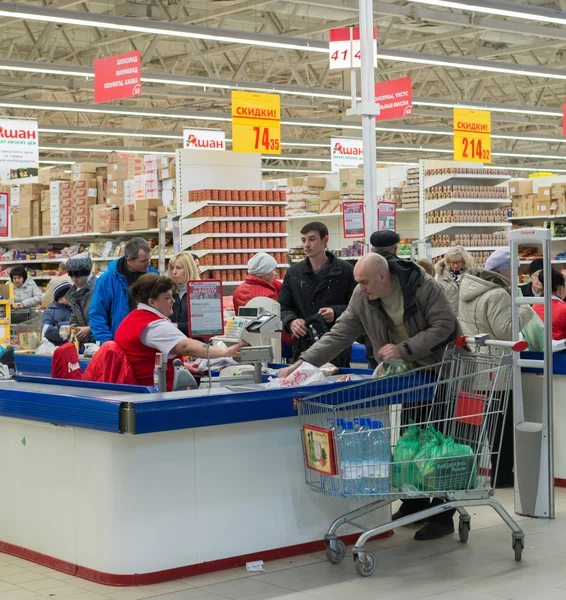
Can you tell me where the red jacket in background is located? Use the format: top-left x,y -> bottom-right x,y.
233,275 -> 282,315
232,275 -> 292,346
533,299 -> 566,341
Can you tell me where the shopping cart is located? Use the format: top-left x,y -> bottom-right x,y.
10,308 -> 42,350
297,335 -> 526,577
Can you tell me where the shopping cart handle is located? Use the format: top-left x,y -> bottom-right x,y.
455,335 -> 528,353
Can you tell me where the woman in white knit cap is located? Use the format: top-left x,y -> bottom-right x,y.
232,252 -> 280,316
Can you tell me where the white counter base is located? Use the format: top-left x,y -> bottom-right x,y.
0,416 -> 391,585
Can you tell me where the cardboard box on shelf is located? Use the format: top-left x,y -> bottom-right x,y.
91,205 -> 119,233
96,176 -> 107,205
306,176 -> 326,189
40,190 -> 50,212
60,206 -> 74,218
136,198 -> 161,211
74,197 -> 97,211
73,215 -> 89,234
157,206 -> 169,220
72,162 -> 100,181
521,194 -> 536,217
287,177 -> 304,187
119,205 -> 135,229
551,183 -> 566,201
39,166 -> 70,186
320,199 -> 341,214
19,184 -> 45,204
538,187 -> 551,203
508,180 -> 533,197
340,168 -> 364,195
159,165 -> 176,181
133,208 -> 158,229
17,217 -> 33,237
41,210 -> 51,226
319,191 -> 340,201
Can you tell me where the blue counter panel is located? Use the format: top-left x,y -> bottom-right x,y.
132,372 -> 434,434
0,386 -> 121,432
521,351 -> 566,375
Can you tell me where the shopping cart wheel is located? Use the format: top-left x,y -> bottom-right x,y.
512,536 -> 524,562
458,519 -> 470,543
354,552 -> 376,577
325,539 -> 346,565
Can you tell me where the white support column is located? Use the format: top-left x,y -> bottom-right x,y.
347,0 -> 378,238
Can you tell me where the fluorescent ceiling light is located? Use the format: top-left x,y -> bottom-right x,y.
408,0 -> 566,27
39,127 -> 182,140
39,160 -> 75,165
0,3 -> 327,53
415,100 -> 562,118
262,156 -> 332,163
262,168 -> 333,174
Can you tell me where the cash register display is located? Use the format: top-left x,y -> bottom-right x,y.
238,307 -> 261,318
246,314 -> 273,333
223,318 -> 247,342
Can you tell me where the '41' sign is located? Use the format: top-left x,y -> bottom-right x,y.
329,27 -> 377,70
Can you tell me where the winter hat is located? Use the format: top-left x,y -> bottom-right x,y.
485,248 -> 511,273
529,258 -> 544,276
66,255 -> 92,277
53,281 -> 72,302
370,229 -> 400,249
248,252 -> 278,276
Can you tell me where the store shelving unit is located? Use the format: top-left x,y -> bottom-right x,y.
419,159 -> 512,262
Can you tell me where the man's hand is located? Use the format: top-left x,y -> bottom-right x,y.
184,361 -> 201,376
378,344 -> 403,361
76,326 -> 91,342
318,307 -> 335,324
290,319 -> 307,338
279,360 -> 303,379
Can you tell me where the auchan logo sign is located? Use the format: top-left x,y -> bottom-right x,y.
0,127 -> 37,141
331,137 -> 364,172
183,129 -> 225,151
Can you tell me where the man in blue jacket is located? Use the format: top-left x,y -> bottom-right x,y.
89,237 -> 157,344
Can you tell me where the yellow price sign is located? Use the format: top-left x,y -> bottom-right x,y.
453,108 -> 491,163
231,91 -> 281,154
529,172 -> 556,178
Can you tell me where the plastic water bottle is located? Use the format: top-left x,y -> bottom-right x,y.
338,420 -> 362,495
362,420 -> 391,494
368,421 -> 391,494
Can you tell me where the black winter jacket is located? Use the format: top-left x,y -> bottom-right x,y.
172,292 -> 189,336
279,252 -> 357,365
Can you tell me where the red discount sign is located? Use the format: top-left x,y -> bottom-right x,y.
374,77 -> 413,121
94,51 -> 142,103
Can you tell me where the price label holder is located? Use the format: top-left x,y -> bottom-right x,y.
329,27 -> 377,70
231,91 -> 281,154
454,108 -> 491,163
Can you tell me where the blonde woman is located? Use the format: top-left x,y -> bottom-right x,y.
435,246 -> 473,313
168,252 -> 200,335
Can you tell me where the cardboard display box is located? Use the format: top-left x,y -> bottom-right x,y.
340,168 -> 364,195
39,166 -> 70,186
91,205 -> 119,233
537,187 -> 551,203
509,180 -> 533,197
306,176 -> 326,189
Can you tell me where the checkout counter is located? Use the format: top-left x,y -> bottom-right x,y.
0,308 -> 387,586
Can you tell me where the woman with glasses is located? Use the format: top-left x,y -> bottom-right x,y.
434,246 -> 473,313
114,273 -> 243,391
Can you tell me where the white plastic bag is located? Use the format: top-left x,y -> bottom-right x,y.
35,339 -> 56,356
268,362 -> 328,389
83,343 -> 100,358
192,341 -> 238,372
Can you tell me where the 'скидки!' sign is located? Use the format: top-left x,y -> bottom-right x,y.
453,108 -> 491,163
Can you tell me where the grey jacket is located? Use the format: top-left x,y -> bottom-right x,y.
13,277 -> 42,308
301,258 -> 461,368
66,274 -> 96,344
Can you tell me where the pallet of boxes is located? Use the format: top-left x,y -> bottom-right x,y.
100,152 -> 175,232
401,167 -> 420,210
285,176 -> 338,215
340,167 -> 364,204
509,181 -> 537,217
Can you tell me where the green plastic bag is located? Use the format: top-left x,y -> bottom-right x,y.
521,309 -> 545,352
376,359 -> 417,378
391,422 -> 436,489
415,430 -> 477,492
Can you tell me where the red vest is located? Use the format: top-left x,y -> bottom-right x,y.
115,308 -> 179,391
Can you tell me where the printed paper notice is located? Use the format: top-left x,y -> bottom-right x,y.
187,280 -> 224,337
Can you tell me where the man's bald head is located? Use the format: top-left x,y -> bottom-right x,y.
354,253 -> 393,300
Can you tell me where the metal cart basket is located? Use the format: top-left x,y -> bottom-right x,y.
10,308 -> 42,350
297,335 -> 526,577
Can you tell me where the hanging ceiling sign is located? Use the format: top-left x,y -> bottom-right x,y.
331,137 -> 364,172
374,77 -> 413,121
94,50 -> 142,103
183,129 -> 226,151
329,27 -> 377,70
231,91 -> 281,154
0,118 -> 39,184
453,108 -> 491,163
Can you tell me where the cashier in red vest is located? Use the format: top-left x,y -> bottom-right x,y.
114,273 -> 244,391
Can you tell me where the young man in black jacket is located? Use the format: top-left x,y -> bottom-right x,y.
279,221 -> 357,366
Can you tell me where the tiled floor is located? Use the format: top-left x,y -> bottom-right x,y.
2,489 -> 566,600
